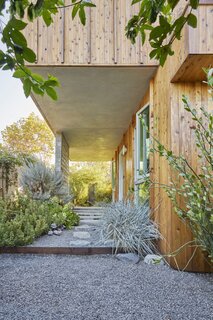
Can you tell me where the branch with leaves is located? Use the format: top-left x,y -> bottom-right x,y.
0,0 -> 95,99
0,0 -> 202,100
126,0 -> 199,66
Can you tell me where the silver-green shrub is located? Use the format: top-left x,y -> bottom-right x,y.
100,201 -> 161,256
20,161 -> 65,200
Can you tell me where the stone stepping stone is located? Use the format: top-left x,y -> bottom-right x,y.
69,240 -> 90,246
73,231 -> 91,239
80,220 -> 100,226
116,253 -> 140,264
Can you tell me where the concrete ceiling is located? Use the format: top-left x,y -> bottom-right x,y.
31,66 -> 156,161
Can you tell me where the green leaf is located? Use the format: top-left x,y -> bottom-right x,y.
150,26 -> 163,40
159,52 -> 168,66
46,87 -> 58,100
83,2 -> 96,8
23,47 -> 37,63
34,0 -> 44,13
15,0 -> 24,18
27,3 -> 34,21
44,79 -> 59,87
9,18 -> 27,30
149,49 -> 158,59
0,0 -> 6,12
187,13 -> 197,28
131,0 -> 141,4
11,30 -> 27,47
79,7 -> 86,25
32,73 -> 44,83
13,69 -> 26,78
168,0 -> 179,10
32,84 -> 44,96
190,0 -> 199,9
23,78 -> 32,98
42,10 -> 52,27
72,4 -> 79,20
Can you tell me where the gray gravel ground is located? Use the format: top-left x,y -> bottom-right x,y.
0,254 -> 212,320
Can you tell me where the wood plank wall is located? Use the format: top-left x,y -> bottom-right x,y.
189,3 -> 213,54
114,64 -> 213,272
24,0 -> 157,66
150,51 -> 213,271
113,2 -> 213,271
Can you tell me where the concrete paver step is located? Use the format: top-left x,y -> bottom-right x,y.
79,216 -> 102,220
74,207 -> 103,210
80,220 -> 101,226
73,231 -> 91,239
76,212 -> 103,215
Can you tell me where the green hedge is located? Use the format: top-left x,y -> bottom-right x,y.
0,194 -> 79,246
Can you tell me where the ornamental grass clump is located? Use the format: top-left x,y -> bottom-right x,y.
100,201 -> 161,256
20,160 -> 66,201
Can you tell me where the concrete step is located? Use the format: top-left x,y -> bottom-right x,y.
80,219 -> 101,226
79,216 -> 102,220
74,207 -> 103,210
75,212 -> 103,215
77,211 -> 103,215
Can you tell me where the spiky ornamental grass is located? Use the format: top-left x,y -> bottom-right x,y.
20,161 -> 66,201
100,201 -> 161,256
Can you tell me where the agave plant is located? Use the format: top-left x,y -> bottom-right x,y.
100,200 -> 161,256
20,161 -> 66,200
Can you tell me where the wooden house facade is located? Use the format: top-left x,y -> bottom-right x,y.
24,0 -> 213,272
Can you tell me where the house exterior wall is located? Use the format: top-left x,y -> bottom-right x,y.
113,2 -> 213,272
23,0 -> 213,271
113,52 -> 213,273
24,0 -> 158,66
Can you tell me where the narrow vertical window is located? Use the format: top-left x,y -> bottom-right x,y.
135,104 -> 150,204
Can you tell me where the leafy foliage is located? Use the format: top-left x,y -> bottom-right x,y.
0,193 -> 79,246
69,162 -> 112,206
100,201 -> 161,256
1,113 -> 54,161
20,160 -> 67,201
151,70 -> 213,261
0,0 -> 95,99
126,0 -> 199,66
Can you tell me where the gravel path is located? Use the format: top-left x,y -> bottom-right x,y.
28,227 -> 113,247
0,254 -> 212,320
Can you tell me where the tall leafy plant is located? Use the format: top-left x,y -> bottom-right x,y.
151,69 -> 213,261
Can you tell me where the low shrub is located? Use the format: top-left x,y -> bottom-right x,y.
100,201 -> 160,256
0,193 -> 79,247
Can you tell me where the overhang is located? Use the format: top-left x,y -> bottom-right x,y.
31,66 -> 156,161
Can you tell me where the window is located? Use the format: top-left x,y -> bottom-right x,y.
136,104 -> 150,180
111,160 -> 116,201
135,104 -> 150,204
